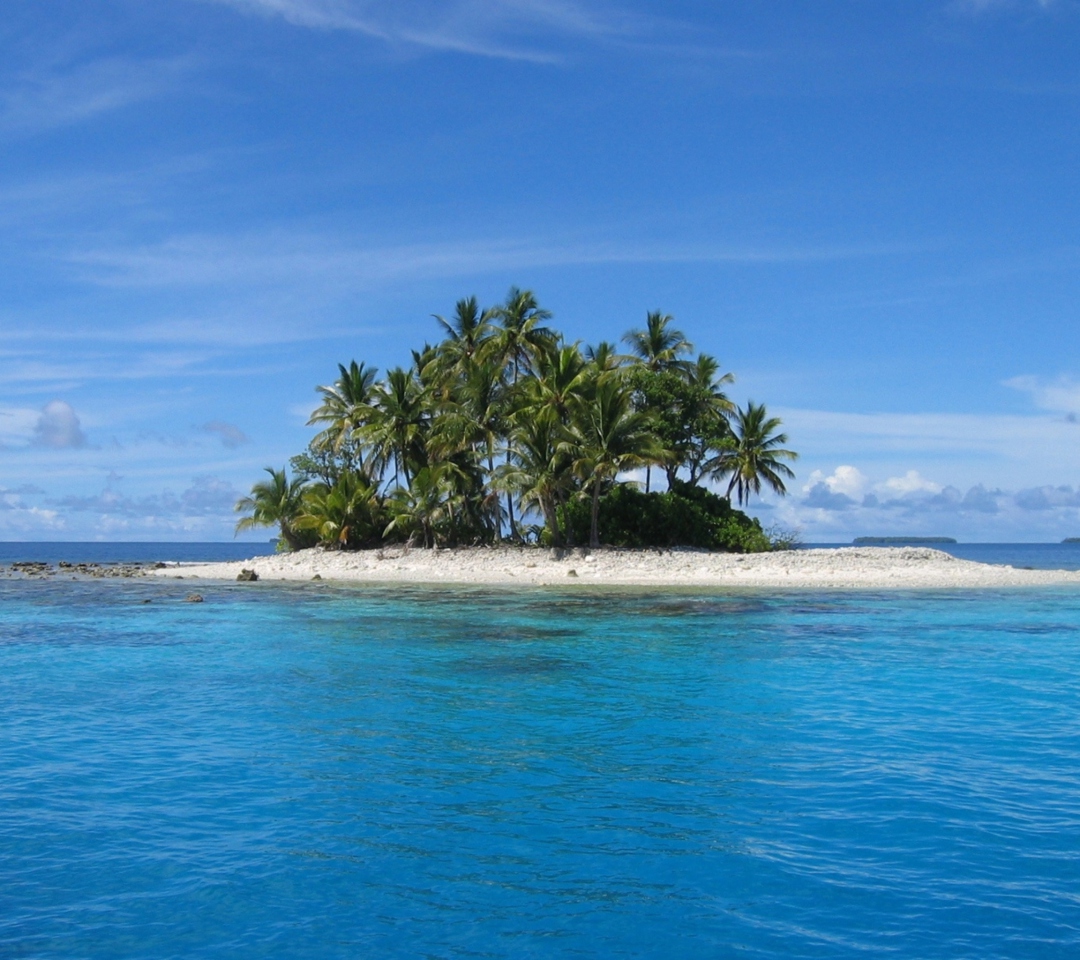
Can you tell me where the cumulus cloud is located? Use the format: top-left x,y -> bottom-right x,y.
32,400 -> 87,449
1014,485 -> 1080,511
202,420 -> 250,449
877,470 -> 941,497
796,465 -> 1019,520
802,466 -> 949,511
802,466 -> 867,510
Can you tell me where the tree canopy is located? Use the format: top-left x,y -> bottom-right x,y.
236,289 -> 798,551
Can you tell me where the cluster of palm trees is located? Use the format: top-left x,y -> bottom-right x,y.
236,289 -> 797,550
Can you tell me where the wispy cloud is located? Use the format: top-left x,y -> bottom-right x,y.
1004,375 -> 1080,419
0,57 -> 190,137
779,407 -> 1080,467
198,0 -> 652,61
67,231 -> 909,292
951,0 -> 1058,13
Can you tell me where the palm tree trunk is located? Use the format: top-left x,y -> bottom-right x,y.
506,358 -> 519,540
542,496 -> 562,547
590,483 -> 601,548
488,450 -> 500,542
504,453 -> 515,540
645,465 -> 651,494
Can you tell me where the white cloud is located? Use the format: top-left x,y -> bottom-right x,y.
949,0 -> 1057,14
198,0 -> 634,61
1005,375 -> 1080,419
803,465 -> 867,498
778,407 -> 1080,480
69,231 -> 905,293
0,405 -> 42,446
760,457 -> 1080,542
0,58 -> 189,137
32,401 -> 88,449
877,470 -> 941,497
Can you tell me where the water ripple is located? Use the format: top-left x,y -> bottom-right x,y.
1,582 -> 1079,958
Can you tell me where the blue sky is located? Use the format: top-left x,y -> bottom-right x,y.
2,0 -> 1079,541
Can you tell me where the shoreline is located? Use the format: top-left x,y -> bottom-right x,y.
149,545 -> 1080,590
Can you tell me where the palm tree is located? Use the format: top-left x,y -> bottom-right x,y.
711,402 -> 798,506
235,467 -> 309,551
433,296 -> 494,370
295,472 -> 382,549
622,311 -> 693,373
429,358 -> 508,539
384,465 -> 455,548
488,287 -> 554,538
571,377 -> 663,547
488,287 -> 554,385
681,353 -> 736,487
584,341 -> 625,375
307,360 -> 378,474
365,367 -> 430,489
527,343 -> 591,424
687,354 -> 735,413
497,412 -> 574,548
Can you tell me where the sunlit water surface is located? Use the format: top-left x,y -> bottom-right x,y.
2,579 -> 1079,959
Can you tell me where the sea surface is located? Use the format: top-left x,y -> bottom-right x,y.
2,577 -> 1080,957
0,542 -> 277,565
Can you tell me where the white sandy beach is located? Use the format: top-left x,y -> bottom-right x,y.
152,546 -> 1080,589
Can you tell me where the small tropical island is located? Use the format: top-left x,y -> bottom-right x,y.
152,289 -> 1080,590
234,290 -> 797,553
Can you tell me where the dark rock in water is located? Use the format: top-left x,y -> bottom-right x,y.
312,573 -> 322,580
154,561 -> 168,569
185,593 -> 204,603
237,569 -> 259,582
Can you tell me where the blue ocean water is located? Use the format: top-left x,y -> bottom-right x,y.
0,542 -> 277,564
2,580 -> 1079,959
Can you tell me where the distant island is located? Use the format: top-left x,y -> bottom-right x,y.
853,537 -> 957,545
1064,538 -> 1080,544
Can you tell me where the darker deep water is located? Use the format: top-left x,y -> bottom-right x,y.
2,578 -> 1079,958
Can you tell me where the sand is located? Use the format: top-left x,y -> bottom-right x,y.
150,546 -> 1080,590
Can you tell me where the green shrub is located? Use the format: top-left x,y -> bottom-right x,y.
560,480 -> 771,552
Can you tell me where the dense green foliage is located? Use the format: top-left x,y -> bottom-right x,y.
236,289 -> 797,550
561,481 -> 772,553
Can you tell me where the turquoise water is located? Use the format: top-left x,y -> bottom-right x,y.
2,580 -> 1079,958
